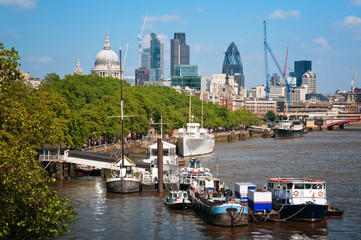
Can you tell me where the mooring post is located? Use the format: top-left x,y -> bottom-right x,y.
157,138 -> 163,193
59,162 -> 64,181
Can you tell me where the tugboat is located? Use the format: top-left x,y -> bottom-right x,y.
179,158 -> 212,190
164,190 -> 191,210
264,178 -> 329,221
189,176 -> 248,226
273,116 -> 304,138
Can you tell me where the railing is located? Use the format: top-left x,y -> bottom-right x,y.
38,154 -> 65,162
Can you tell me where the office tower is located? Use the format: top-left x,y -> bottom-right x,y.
222,42 -> 244,88
170,33 -> 190,76
174,64 -> 197,76
149,32 -> 163,80
302,70 -> 317,94
294,60 -> 312,87
135,67 -> 149,85
141,48 -> 150,69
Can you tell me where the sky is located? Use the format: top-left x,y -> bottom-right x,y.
1,0 -> 361,94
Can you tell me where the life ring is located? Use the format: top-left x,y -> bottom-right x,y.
318,191 -> 323,197
293,191 -> 299,196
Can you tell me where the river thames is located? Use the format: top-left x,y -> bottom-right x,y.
53,126 -> 361,240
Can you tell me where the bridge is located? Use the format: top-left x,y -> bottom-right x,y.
312,115 -> 361,130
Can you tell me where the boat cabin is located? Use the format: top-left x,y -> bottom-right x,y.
265,178 -> 327,205
144,141 -> 178,166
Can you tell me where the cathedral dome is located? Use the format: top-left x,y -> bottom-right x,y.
91,31 -> 121,79
95,49 -> 119,65
94,31 -> 119,65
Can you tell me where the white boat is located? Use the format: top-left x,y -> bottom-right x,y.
176,123 -> 215,157
264,178 -> 329,221
273,116 -> 304,138
179,158 -> 212,190
143,141 -> 178,167
140,141 -> 180,192
164,190 -> 191,209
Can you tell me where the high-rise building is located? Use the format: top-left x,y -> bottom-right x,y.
170,33 -> 190,76
149,32 -> 163,80
222,42 -> 244,88
302,70 -> 317,94
141,48 -> 150,69
135,67 -> 149,85
174,64 -> 197,76
293,60 -> 312,87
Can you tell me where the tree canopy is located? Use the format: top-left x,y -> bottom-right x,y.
44,74 -> 261,149
0,42 -> 76,239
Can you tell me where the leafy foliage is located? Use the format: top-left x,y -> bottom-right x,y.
0,43 -> 76,239
46,74 -> 261,149
264,110 -> 276,122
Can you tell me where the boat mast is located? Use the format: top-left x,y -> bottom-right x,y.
120,47 -> 124,173
201,97 -> 203,128
189,90 -> 192,123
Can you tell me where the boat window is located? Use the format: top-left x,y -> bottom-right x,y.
163,149 -> 169,156
287,183 -> 293,189
294,184 -> 304,189
305,184 -> 312,189
183,193 -> 187,198
268,182 -> 273,188
151,149 -> 158,156
312,184 -> 322,189
173,193 -> 177,198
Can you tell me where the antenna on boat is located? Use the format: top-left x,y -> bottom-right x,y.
216,156 -> 219,178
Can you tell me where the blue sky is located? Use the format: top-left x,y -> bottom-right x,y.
1,0 -> 361,93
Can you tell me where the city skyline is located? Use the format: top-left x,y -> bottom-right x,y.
1,0 -> 361,93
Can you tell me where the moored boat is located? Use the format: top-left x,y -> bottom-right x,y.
176,123 -> 215,157
189,176 -> 248,226
273,116 -> 304,138
164,190 -> 191,210
264,178 -> 329,221
179,158 -> 212,190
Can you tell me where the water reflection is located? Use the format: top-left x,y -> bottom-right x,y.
53,127 -> 361,239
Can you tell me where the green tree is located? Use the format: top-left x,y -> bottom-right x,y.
264,110 -> 276,122
0,43 -> 76,239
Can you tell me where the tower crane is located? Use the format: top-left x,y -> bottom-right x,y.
137,15 -> 148,68
264,21 -> 270,101
351,67 -> 359,93
121,42 -> 129,80
283,46 -> 289,77
263,21 -> 292,112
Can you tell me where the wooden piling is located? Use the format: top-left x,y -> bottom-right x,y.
157,138 -> 163,193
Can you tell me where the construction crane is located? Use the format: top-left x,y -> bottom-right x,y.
264,21 -> 270,101
351,67 -> 359,93
137,15 -> 148,68
283,46 -> 289,77
263,21 -> 292,112
121,42 -> 129,80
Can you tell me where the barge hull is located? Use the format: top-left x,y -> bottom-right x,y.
274,204 -> 328,222
106,178 -> 140,193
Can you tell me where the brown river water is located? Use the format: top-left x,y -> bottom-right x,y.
52,126 -> 361,240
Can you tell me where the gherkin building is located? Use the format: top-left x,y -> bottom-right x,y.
222,42 -> 244,88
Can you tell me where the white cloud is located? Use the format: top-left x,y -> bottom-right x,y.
0,0 -> 37,10
147,15 -> 182,23
313,37 -> 330,48
268,10 -> 300,20
191,43 -> 214,54
350,0 -> 361,6
28,56 -> 52,63
193,7 -> 204,13
142,33 -> 170,51
338,15 -> 361,25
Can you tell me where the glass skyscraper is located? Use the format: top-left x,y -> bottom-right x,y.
294,60 -> 312,87
222,42 -> 244,88
170,33 -> 190,76
150,32 -> 163,80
